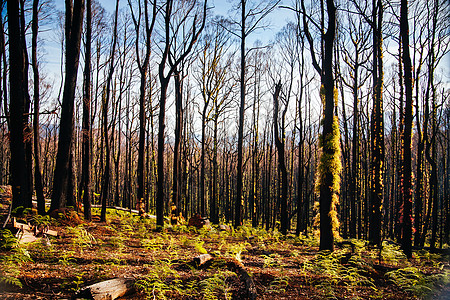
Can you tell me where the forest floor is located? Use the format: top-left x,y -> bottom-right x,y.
0,196 -> 449,299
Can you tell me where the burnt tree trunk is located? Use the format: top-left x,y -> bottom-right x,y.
51,0 -> 85,210
235,0 -> 246,228
8,0 -> 32,210
319,0 -> 339,251
369,0 -> 384,246
172,69 -> 183,216
100,0 -> 119,222
400,0 -> 414,258
273,82 -> 288,235
31,0 -> 46,215
81,0 -> 92,221
156,78 -> 169,228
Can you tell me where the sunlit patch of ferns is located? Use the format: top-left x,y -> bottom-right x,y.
386,266 -> 450,298
67,226 -> 97,252
0,229 -> 32,288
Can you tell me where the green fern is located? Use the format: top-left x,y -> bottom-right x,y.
198,270 -> 236,300
28,214 -> 52,227
135,259 -> 180,299
0,229 -> 18,249
67,226 -> 96,251
386,267 -> 449,297
265,275 -> 290,294
194,240 -> 208,254
380,241 -> 407,265
0,243 -> 32,288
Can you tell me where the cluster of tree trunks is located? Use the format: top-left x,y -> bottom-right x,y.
1,0 -> 449,253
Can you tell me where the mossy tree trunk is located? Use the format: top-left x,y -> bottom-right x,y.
319,0 -> 340,252
301,0 -> 340,251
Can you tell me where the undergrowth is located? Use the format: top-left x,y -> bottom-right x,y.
302,249 -> 377,298
67,225 -> 97,252
0,229 -> 32,288
386,266 -> 450,298
1,208 -> 448,300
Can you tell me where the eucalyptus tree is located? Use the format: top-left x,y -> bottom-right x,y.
112,11 -> 135,209
272,80 -> 289,234
226,0 -> 281,228
338,8 -> 371,238
168,0 -> 208,220
8,0 -> 32,209
341,0 -> 383,245
247,42 -> 268,228
367,0 -> 384,247
410,0 -> 429,247
31,0 -> 49,214
294,17 -> 310,236
99,0 -> 120,222
51,0 -> 85,211
156,0 -> 207,228
400,0 -> 414,258
128,0 -> 157,215
422,0 -> 450,250
90,2 -> 108,195
270,22 -> 299,234
298,0 -> 340,251
195,18 -> 233,223
81,0 -> 92,221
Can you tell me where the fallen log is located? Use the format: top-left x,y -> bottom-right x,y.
13,218 -> 58,237
73,277 -> 135,300
225,258 -> 257,300
91,205 -> 139,215
191,254 -> 257,300
90,205 -> 156,219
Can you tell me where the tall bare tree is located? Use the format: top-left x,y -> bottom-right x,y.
128,0 -> 157,215
8,0 -> 32,210
400,0 -> 413,258
339,2 -> 371,238
229,0 -> 281,228
80,0 -> 92,221
195,19 -> 233,222
99,0 -> 120,222
369,0 -> 384,246
51,0 -> 85,211
156,0 -> 207,228
31,0 -> 46,215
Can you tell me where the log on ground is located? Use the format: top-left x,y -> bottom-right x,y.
72,277 -> 135,300
191,254 -> 256,300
